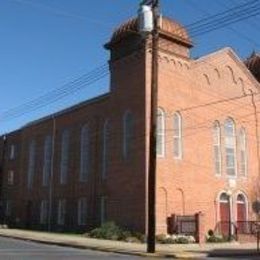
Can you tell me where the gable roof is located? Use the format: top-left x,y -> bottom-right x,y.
194,47 -> 260,89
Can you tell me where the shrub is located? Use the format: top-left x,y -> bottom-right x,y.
156,234 -> 195,244
132,232 -> 146,243
88,222 -> 144,243
206,234 -> 226,243
89,222 -> 123,240
174,236 -> 190,244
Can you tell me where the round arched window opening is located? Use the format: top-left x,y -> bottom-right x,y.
219,193 -> 229,203
237,194 -> 246,204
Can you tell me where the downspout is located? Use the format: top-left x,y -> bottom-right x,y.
48,115 -> 56,231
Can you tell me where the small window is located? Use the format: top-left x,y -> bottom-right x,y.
100,196 -> 106,225
9,145 -> 15,160
27,140 -> 36,189
80,125 -> 90,182
60,130 -> 69,185
77,198 -> 87,226
43,135 -> 52,186
40,200 -> 48,225
173,112 -> 182,159
5,200 -> 12,217
102,120 -> 109,179
7,170 -> 14,185
57,199 -> 66,225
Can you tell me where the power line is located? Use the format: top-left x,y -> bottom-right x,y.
185,0 -> 260,48
1,1 -> 260,123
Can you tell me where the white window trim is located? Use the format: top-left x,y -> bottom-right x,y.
157,108 -> 165,158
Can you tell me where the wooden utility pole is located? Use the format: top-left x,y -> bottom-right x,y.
147,0 -> 160,254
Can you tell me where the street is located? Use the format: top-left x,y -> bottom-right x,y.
0,237 -> 141,259
0,236 -> 260,259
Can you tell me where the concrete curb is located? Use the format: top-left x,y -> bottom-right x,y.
0,232 -> 207,259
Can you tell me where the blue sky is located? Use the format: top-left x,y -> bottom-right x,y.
0,0 -> 259,135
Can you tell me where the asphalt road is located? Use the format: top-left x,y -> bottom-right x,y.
0,236 -> 260,259
0,236 -> 141,260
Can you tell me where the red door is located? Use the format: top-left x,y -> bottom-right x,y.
220,201 -> 230,236
237,195 -> 247,233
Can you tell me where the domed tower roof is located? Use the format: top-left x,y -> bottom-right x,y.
105,16 -> 193,49
245,52 -> 260,82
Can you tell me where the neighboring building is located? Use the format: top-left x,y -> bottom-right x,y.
245,52 -> 260,82
0,15 -> 260,236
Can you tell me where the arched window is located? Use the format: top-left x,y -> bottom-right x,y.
157,108 -> 165,157
102,120 -> 109,179
219,192 -> 229,203
80,125 -> 90,182
239,128 -> 247,177
27,140 -> 36,189
224,118 -> 237,177
213,121 -> 221,175
173,112 -> 182,159
43,135 -> 52,186
60,129 -> 69,184
123,111 -> 134,159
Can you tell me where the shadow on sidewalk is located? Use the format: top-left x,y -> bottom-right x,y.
207,248 -> 260,258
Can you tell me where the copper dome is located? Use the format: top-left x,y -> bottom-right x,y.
245,52 -> 260,82
107,16 -> 192,48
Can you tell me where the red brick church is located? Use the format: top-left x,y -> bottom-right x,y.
0,12 -> 260,237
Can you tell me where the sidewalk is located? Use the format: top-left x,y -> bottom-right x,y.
0,228 -> 259,258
